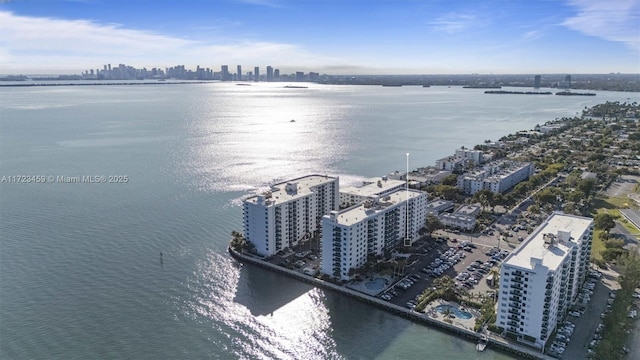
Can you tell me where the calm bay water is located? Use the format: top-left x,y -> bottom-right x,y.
1,83 -> 638,359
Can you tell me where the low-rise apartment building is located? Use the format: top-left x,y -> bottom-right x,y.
458,161 -> 534,195
439,204 -> 481,231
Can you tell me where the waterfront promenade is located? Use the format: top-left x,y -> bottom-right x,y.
228,246 -> 556,360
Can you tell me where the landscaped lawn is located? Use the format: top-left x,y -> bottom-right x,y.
590,194 -> 640,260
591,229 -> 606,260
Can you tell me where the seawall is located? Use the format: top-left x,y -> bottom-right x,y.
228,246 -> 551,360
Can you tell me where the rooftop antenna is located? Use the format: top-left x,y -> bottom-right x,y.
404,152 -> 411,247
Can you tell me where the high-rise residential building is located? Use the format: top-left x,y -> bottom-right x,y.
266,66 -> 273,82
274,69 -> 280,79
320,189 -> 428,280
237,65 -> 242,81
296,71 -> 305,82
534,75 -> 541,88
243,175 -> 339,257
254,66 -> 260,81
339,177 -> 406,208
495,212 -> 593,350
559,75 -> 572,89
221,65 -> 230,81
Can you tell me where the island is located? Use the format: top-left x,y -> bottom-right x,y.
484,90 -> 552,95
464,85 -> 502,89
555,91 -> 596,96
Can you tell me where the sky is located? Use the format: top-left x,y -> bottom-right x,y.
0,0 -> 639,75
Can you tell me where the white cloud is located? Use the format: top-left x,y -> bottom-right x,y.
428,13 -> 480,34
0,11 -> 335,73
521,30 -> 543,41
563,0 -> 640,51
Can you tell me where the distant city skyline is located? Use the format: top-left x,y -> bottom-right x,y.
0,0 -> 639,75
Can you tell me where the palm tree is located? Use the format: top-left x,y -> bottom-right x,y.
230,230 -> 246,252
488,268 -> 500,288
443,306 -> 452,318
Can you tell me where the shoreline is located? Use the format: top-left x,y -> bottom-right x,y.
228,246 -> 553,360
0,81 -> 211,87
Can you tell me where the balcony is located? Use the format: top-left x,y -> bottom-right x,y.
507,321 -> 519,327
509,302 -> 522,309
508,315 -> 519,321
509,297 -> 521,303
510,283 -> 523,290
512,277 -> 524,284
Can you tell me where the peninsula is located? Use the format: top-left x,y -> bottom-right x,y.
230,101 -> 640,360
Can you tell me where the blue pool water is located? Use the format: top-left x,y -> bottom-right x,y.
364,278 -> 386,290
435,305 -> 473,320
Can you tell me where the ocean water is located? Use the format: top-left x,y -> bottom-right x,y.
1,82 -> 637,359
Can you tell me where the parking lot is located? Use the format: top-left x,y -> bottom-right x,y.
377,236 -> 511,310
545,270 -> 614,359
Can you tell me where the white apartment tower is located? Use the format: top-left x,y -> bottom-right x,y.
320,189 -> 428,280
496,212 -> 593,349
243,175 -> 339,256
339,176 -> 405,208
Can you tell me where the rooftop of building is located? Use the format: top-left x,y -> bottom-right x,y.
436,155 -> 465,163
328,189 -> 425,226
426,199 -> 453,209
455,204 -> 481,215
340,177 -> 405,198
244,174 -> 337,205
440,212 -> 475,222
503,212 -> 593,272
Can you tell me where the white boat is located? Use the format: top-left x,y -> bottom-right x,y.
476,334 -> 488,352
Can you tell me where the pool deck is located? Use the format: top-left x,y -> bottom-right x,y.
424,299 -> 479,331
346,276 -> 393,296
229,246 -> 556,360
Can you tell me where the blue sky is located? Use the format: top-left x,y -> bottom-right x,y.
0,0 -> 638,74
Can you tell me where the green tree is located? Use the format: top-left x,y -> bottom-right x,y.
594,213 -> 617,233
533,187 -> 560,205
425,215 -> 444,236
604,238 -> 625,249
576,178 -> 596,195
435,185 -> 460,200
473,190 -> 494,213
441,174 -> 459,186
601,248 -> 628,262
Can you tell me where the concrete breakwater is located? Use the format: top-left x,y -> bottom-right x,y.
228,246 -> 550,360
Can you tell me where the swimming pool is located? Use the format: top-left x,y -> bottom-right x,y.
435,304 -> 473,320
364,278 -> 386,290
